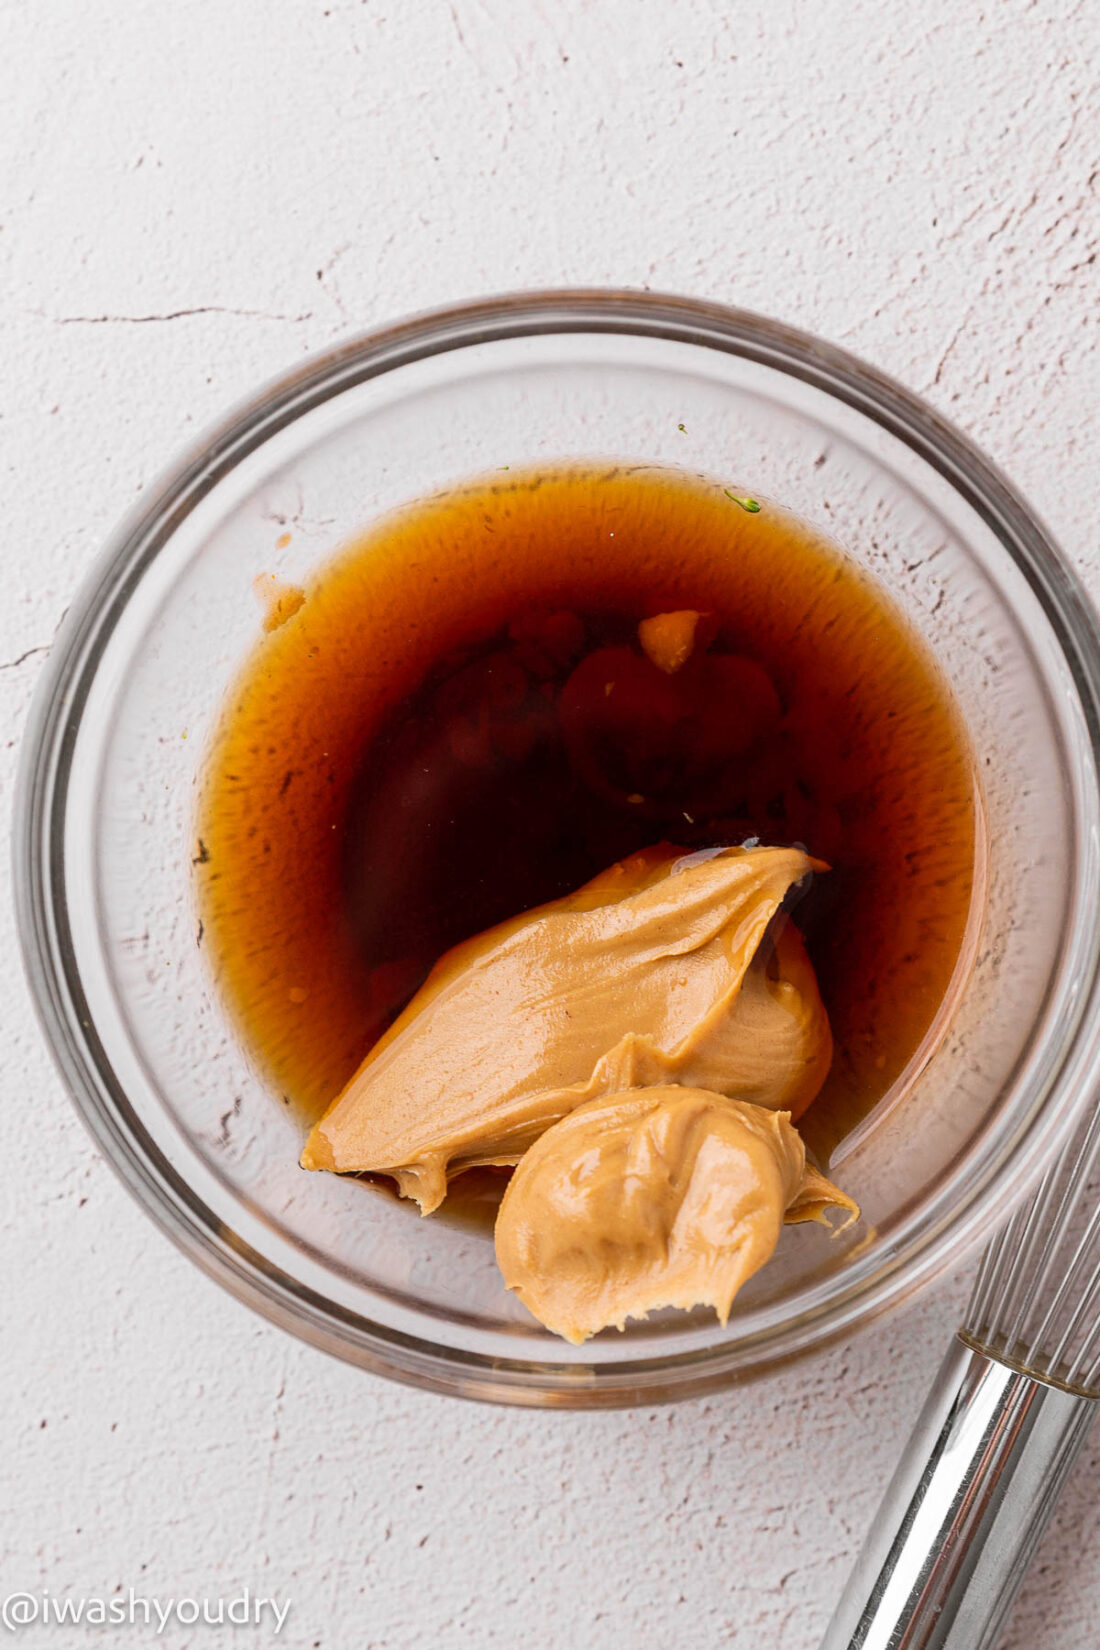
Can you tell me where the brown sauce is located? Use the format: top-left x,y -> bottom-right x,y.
196,465 -> 980,1164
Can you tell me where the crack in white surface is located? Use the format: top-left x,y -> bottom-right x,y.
31,306 -> 315,326
930,304 -> 977,387
0,644 -> 51,672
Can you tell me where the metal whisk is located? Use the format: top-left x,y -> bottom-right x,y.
823,1097 -> 1100,1650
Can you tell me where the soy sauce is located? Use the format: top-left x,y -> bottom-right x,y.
197,466 -> 981,1159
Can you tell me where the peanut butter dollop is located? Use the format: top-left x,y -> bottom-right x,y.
495,1086 -> 857,1343
301,844 -> 824,1211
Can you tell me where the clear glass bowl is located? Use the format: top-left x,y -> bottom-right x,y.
17,291 -> 1100,1406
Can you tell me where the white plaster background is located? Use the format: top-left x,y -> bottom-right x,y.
2,2 -> 1098,1646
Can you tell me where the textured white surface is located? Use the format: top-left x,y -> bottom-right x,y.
2,2 -> 1098,1645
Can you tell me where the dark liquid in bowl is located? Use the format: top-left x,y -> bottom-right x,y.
197,466 -> 980,1161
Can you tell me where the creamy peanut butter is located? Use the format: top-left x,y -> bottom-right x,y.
495,1086 -> 858,1343
680,916 -> 832,1117
302,844 -> 824,1211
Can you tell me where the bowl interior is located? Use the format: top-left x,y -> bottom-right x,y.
29,300 -> 1100,1400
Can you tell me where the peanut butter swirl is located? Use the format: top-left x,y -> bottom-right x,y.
495,1086 -> 857,1343
302,844 -> 826,1212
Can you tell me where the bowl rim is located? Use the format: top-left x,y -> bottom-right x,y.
16,287 -> 1100,1406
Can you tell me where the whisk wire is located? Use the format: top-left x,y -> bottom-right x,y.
998,1109 -> 1098,1351
1032,1135 -> 1100,1363
1019,1120 -> 1100,1376
1060,1254 -> 1100,1389
967,1094 -> 1100,1393
969,1192 -> 1037,1334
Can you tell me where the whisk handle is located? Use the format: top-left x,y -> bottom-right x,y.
821,1336 -> 1096,1650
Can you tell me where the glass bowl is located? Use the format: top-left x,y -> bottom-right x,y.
17,291 -> 1100,1406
